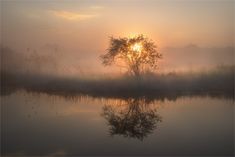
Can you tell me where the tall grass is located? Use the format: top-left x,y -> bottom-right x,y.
1,65 -> 234,100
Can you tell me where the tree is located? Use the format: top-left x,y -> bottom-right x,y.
100,34 -> 162,76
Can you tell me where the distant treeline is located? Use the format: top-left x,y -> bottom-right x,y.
1,65 -> 234,100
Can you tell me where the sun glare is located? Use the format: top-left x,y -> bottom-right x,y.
131,43 -> 143,53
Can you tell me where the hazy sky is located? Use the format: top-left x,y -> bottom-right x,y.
1,0 -> 234,74
2,0 -> 234,47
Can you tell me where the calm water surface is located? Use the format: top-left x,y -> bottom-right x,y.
1,91 -> 234,156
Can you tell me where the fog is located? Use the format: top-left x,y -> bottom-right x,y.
1,45 -> 233,99
1,44 -> 234,77
1,0 -> 234,98
1,0 -> 234,76
1,1 -> 234,156
159,44 -> 234,73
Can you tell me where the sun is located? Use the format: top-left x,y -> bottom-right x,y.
131,43 -> 143,53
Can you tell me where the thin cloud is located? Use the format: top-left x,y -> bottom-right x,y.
89,5 -> 104,10
51,10 -> 98,21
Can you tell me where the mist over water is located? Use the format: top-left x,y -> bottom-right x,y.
1,45 -> 233,156
1,0 -> 234,156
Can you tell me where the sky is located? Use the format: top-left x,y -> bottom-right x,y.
1,0 -> 234,75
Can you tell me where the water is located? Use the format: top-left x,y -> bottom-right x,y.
1,91 -> 234,156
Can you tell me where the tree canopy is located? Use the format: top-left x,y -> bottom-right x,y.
100,34 -> 162,76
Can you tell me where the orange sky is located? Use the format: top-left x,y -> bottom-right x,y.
2,0 -> 234,48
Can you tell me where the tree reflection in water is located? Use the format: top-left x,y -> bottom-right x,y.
102,98 -> 162,141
